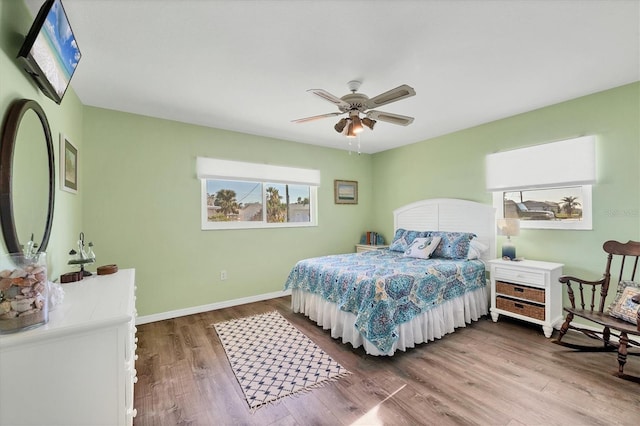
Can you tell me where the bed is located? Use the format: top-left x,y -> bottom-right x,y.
284,198 -> 497,356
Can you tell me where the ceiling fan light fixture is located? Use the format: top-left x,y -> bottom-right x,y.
334,118 -> 348,133
293,81 -> 416,141
362,117 -> 376,130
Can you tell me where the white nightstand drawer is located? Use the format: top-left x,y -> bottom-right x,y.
494,266 -> 545,287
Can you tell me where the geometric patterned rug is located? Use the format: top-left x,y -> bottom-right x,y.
213,311 -> 350,410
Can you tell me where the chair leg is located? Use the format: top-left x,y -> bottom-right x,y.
617,332 -> 628,377
556,312 -> 573,342
603,326 -> 611,348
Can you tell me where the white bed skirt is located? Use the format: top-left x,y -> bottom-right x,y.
291,286 -> 489,356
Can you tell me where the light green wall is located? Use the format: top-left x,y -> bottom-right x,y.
0,0 -> 84,278
372,82 -> 640,283
82,107 -> 373,316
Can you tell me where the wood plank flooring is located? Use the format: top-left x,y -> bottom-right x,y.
133,297 -> 639,426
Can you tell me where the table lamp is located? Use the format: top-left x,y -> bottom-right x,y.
497,218 -> 520,260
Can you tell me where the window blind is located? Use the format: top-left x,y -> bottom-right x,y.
485,135 -> 596,191
196,157 -> 321,186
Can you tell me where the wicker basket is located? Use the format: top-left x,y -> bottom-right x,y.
496,296 -> 545,321
496,281 -> 545,303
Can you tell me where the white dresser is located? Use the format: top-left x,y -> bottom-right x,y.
0,269 -> 137,426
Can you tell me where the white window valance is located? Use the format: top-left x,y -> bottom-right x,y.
485,135 -> 596,191
196,157 -> 321,186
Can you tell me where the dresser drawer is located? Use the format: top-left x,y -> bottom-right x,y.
493,266 -> 545,287
496,296 -> 545,321
496,281 -> 545,304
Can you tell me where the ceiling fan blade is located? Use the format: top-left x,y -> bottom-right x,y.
366,84 -> 416,109
366,110 -> 414,126
308,89 -> 350,110
291,112 -> 342,123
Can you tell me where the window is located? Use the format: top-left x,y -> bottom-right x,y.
493,185 -> 592,230
486,136 -> 595,230
197,157 -> 319,230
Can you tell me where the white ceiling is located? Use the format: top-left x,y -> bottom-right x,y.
26,0 -> 640,154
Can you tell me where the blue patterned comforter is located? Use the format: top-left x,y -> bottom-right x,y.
284,250 -> 486,353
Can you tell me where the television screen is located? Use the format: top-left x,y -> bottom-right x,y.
17,0 -> 81,104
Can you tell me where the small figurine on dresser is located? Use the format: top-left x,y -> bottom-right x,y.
63,232 -> 96,282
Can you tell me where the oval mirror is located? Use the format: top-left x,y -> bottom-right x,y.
0,99 -> 55,254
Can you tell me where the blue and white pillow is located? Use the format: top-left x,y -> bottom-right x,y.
404,236 -> 442,259
389,228 -> 429,252
429,231 -> 476,259
607,280 -> 640,321
608,286 -> 640,325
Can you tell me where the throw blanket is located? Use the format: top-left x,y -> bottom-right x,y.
284,250 -> 486,353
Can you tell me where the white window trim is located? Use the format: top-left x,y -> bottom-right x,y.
198,157 -> 319,230
492,185 -> 593,230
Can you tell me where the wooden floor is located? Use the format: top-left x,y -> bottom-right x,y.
133,297 -> 640,426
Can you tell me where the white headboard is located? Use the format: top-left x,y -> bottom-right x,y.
393,198 -> 496,261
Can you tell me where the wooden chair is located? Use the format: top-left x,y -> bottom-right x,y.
554,240 -> 640,379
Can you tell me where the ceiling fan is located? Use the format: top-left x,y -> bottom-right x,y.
292,80 -> 416,137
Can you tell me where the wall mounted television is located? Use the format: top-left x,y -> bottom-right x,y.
17,0 -> 81,105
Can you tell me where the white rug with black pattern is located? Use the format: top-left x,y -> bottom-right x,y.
213,310 -> 350,410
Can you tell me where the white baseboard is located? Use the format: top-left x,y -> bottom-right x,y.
136,289 -> 292,325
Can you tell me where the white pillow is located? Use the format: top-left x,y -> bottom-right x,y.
404,236 -> 441,259
467,239 -> 489,260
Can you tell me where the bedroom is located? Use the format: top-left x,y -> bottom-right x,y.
0,0 -> 638,425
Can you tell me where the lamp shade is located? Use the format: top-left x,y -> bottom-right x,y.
362,117 -> 376,130
346,121 -> 357,138
351,115 -> 364,134
334,118 -> 348,133
497,218 -> 520,237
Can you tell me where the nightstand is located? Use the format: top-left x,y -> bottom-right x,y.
489,258 -> 564,338
355,244 -> 389,253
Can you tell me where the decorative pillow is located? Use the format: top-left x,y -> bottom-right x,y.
467,239 -> 489,260
403,236 -> 442,260
608,286 -> 640,324
428,231 -> 476,259
607,280 -> 640,314
389,228 -> 429,252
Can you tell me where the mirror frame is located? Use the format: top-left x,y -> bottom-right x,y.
0,99 -> 55,254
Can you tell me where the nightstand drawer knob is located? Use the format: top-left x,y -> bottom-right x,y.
514,287 -> 524,292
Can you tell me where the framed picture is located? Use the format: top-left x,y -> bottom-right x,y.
60,134 -> 78,193
334,179 -> 358,204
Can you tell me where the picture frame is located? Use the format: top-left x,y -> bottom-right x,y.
334,179 -> 358,204
60,134 -> 78,193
